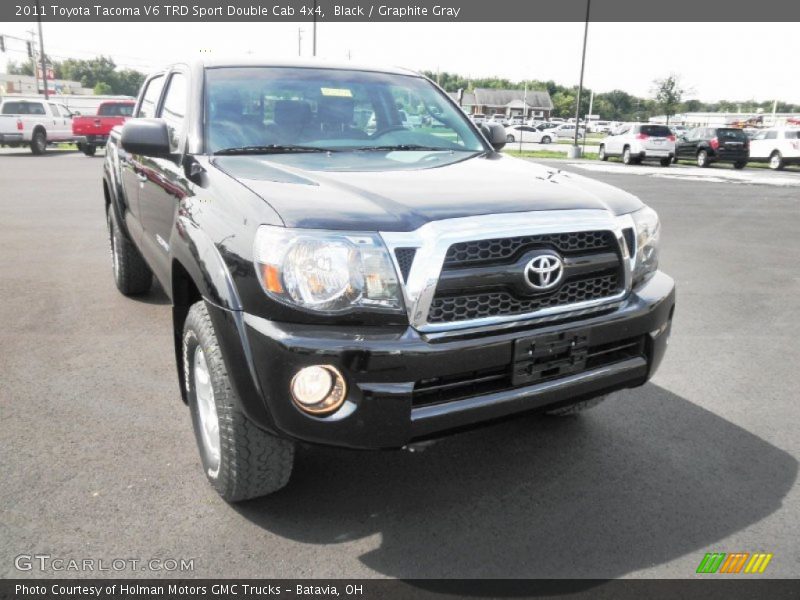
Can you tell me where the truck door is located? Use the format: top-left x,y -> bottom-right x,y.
136,70 -> 190,289
122,73 -> 166,241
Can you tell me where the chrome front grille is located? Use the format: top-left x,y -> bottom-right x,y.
380,210 -> 634,333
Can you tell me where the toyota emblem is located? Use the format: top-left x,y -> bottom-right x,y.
525,253 -> 564,291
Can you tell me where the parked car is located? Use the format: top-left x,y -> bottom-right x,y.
674,127 -> 749,168
504,125 -> 556,144
72,100 -> 135,156
470,113 -> 486,125
0,98 -> 77,154
551,123 -> 586,139
549,117 -> 566,124
747,128 -> 800,170
104,58 -> 674,503
599,123 -> 675,166
508,115 -> 524,126
587,120 -> 612,134
489,114 -> 509,126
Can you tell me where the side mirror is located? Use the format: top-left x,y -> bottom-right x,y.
480,122 -> 506,151
72,111 -> 81,116
121,119 -> 171,156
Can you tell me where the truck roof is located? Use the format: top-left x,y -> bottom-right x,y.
164,58 -> 422,78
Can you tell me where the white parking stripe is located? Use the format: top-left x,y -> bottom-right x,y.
571,162 -> 800,187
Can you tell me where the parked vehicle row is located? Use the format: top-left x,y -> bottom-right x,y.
597,122 -> 800,171
0,97 -> 135,155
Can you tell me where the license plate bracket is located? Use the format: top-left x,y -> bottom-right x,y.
512,329 -> 589,386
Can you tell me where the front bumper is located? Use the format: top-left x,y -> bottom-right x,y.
212,271 -> 675,450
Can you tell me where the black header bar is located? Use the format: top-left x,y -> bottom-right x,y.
3,0 -> 800,22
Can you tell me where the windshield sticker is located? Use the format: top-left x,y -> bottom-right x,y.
320,87 -> 353,98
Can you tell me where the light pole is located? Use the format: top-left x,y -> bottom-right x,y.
312,0 -> 317,56
35,0 -> 48,99
298,28 -> 303,57
571,0 -> 591,155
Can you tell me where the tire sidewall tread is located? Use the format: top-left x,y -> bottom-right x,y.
183,301 -> 294,502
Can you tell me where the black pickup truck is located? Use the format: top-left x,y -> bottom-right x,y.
103,59 -> 675,502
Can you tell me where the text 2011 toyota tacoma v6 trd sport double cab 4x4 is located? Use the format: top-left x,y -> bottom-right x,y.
103,59 -> 674,502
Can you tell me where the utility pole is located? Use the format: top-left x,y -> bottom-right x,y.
35,0 -> 48,99
298,28 -> 303,57
571,0 -> 591,155
312,0 -> 317,56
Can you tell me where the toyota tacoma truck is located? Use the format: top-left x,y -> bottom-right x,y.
103,59 -> 675,502
73,100 -> 135,156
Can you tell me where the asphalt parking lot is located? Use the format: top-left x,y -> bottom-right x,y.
1,149 -> 798,580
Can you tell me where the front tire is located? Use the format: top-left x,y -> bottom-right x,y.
183,301 -> 295,502
733,160 -> 747,170
697,149 -> 709,168
30,130 -> 46,155
546,395 -> 607,416
83,144 -> 97,156
541,136 -> 552,144
660,157 -> 672,167
598,145 -> 608,161
769,151 -> 785,171
107,209 -> 152,295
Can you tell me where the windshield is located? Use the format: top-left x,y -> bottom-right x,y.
98,103 -> 134,117
717,128 -> 747,140
204,67 -> 485,154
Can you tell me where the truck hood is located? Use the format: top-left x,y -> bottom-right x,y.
212,151 -> 643,231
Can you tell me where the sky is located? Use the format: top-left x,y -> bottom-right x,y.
1,21 -> 798,104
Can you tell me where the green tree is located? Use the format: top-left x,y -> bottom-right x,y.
93,81 -> 113,95
114,69 -> 146,97
652,74 -> 686,125
7,59 -> 35,76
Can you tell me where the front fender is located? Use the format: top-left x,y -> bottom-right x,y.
170,216 -> 277,432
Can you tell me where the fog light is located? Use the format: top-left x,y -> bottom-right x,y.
291,365 -> 347,415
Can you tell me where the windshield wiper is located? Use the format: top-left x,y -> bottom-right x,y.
351,144 -> 459,152
214,145 -> 336,155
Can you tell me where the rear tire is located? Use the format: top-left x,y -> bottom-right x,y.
769,151 -> 785,171
107,209 -> 152,295
733,160 -> 747,170
541,136 -> 552,144
598,145 -> 608,161
697,149 -> 709,168
546,395 -> 607,416
660,157 -> 672,167
183,301 -> 295,502
622,146 -> 633,165
30,130 -> 46,155
83,144 -> 97,156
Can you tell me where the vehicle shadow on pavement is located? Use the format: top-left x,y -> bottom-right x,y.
235,384 -> 797,583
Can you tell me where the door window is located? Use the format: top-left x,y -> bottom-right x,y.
138,75 -> 165,118
159,72 -> 187,151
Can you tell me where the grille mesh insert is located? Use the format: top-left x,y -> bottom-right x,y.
428,274 -> 619,323
444,231 -> 615,269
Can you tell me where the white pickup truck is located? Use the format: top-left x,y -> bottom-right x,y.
0,98 -> 77,154
748,128 -> 800,170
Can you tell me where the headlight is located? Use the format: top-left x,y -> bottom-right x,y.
631,206 -> 661,286
253,226 -> 403,313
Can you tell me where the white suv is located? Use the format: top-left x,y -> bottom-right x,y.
599,123 -> 675,166
748,128 -> 800,170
